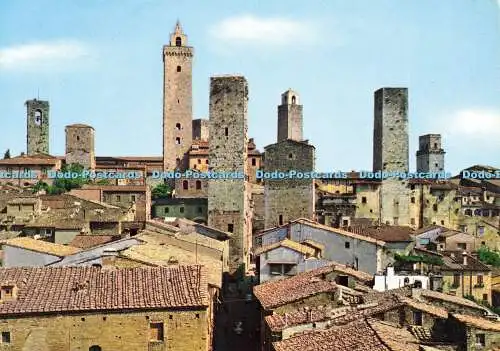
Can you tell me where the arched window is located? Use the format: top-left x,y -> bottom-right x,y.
175,137 -> 181,145
177,65 -> 181,72
182,180 -> 188,190
403,277 -> 410,285
34,110 -> 43,125
175,37 -> 182,46
414,280 -> 422,288
195,180 -> 201,190
291,96 -> 296,104
175,123 -> 181,130
89,346 -> 102,351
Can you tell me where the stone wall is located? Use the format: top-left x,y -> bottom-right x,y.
0,310 -> 209,351
26,99 -> 49,155
264,140 -> 315,228
192,119 -> 209,140
277,90 -> 303,142
416,134 -> 445,172
207,76 -> 252,273
65,125 -> 96,169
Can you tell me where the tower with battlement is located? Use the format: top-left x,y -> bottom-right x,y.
163,21 -> 193,171
26,99 -> 49,155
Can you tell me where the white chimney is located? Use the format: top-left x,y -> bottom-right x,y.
462,251 -> 468,266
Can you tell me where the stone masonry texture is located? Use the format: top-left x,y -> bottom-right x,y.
416,134 -> 445,172
192,119 -> 209,140
163,23 -> 193,171
26,99 -> 49,155
264,140 -> 315,228
207,75 -> 252,272
277,90 -> 303,142
65,124 -> 96,169
373,88 -> 410,226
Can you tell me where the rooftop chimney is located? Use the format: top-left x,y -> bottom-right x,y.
462,251 -> 468,266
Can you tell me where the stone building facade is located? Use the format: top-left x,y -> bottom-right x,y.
277,89 -> 303,142
193,118 -> 209,141
263,140 -> 315,228
207,76 -> 252,273
26,99 -> 49,155
163,21 -> 193,171
373,87 -> 410,226
416,134 -> 445,172
65,124 -> 96,169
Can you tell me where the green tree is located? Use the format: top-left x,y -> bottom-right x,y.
478,247 -> 500,267
46,163 -> 89,194
152,183 -> 172,199
3,149 -> 10,159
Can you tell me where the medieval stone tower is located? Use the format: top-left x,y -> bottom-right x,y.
264,89 -> 315,228
163,21 -> 193,171
26,99 -> 49,155
192,118 -> 209,141
277,89 -> 303,142
65,124 -> 95,169
416,134 -> 445,172
373,87 -> 410,226
207,76 -> 252,273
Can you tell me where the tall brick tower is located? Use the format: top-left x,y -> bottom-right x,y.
65,124 -> 96,169
26,99 -> 49,155
277,89 -> 303,142
207,76 -> 252,273
416,134 -> 445,172
162,21 -> 193,171
373,88 -> 410,226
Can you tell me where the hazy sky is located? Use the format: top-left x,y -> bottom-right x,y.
1,0 -> 499,173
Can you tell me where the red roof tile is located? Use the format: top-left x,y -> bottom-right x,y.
0,266 -> 208,316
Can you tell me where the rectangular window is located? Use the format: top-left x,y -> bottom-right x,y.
164,207 -> 169,214
149,322 -> 164,342
475,333 -> 485,347
410,218 -> 415,225
393,217 -> 399,225
457,243 -> 466,250
345,242 -> 350,249
179,207 -> 184,214
251,158 -> 256,166
477,275 -> 483,286
116,195 -> 121,202
411,197 -> 415,204
413,311 -> 422,326
453,273 -> 460,287
361,196 -> 367,204
1,286 -> 13,299
270,264 -> 282,275
227,224 -> 234,233
131,195 -> 136,202
1,332 -> 10,343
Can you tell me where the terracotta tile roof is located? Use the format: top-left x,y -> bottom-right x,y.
439,251 -> 491,272
350,225 -> 414,242
452,314 -> 500,331
301,240 -> 325,251
0,266 -> 208,316
272,319 -> 389,351
418,289 -> 485,310
69,235 -> 121,249
0,153 -> 60,165
368,319 -> 421,351
399,297 -> 448,319
253,265 -> 338,310
81,185 -> 147,192
253,239 -> 316,257
1,237 -> 82,257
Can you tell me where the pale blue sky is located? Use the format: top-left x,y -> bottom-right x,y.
1,0 -> 499,173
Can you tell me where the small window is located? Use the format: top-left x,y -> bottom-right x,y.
345,242 -> 350,249
2,331 -> 10,343
440,220 -> 444,225
411,197 -> 415,204
270,264 -> 282,275
175,137 -> 181,145
164,207 -> 169,214
195,180 -> 201,190
457,243 -> 466,250
453,273 -> 460,286
76,136 -> 80,141
197,159 -> 201,164
131,195 -> 136,202
149,322 -> 164,341
175,37 -> 182,47
288,153 -> 293,160
1,286 -> 13,299
410,184 -> 415,190
179,207 -> 184,214
227,223 -> 234,233
116,195 -> 121,202
433,204 -> 438,211
361,196 -> 367,204
483,294 -> 488,301
177,65 -> 181,72
224,127 -> 228,136
413,311 -> 422,326
477,275 -> 483,285
175,123 -> 181,130
251,158 -> 256,166
410,218 -> 415,225
476,333 -> 485,347
89,346 -> 101,351
279,215 -> 283,226
183,180 -> 188,190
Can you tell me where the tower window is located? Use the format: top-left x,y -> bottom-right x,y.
175,37 -> 182,47
175,123 -> 181,130
288,153 -> 293,159
291,96 -> 296,104
411,197 -> 415,203
177,65 -> 181,72
433,143 -> 437,149
197,159 -> 201,164
251,158 -> 256,166
227,223 -> 234,233
195,180 -> 201,190
76,136 -> 80,141
175,137 -> 181,145
224,127 -> 228,136
361,196 -> 367,204
279,214 -> 283,225
182,180 -> 188,190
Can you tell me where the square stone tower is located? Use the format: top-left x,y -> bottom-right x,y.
26,99 -> 49,155
65,124 -> 95,169
163,21 -> 193,171
373,88 -> 410,226
207,75 -> 252,273
277,89 -> 303,142
192,118 -> 209,141
416,134 -> 445,172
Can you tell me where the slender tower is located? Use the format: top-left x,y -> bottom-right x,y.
26,99 -> 50,155
162,21 -> 193,171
